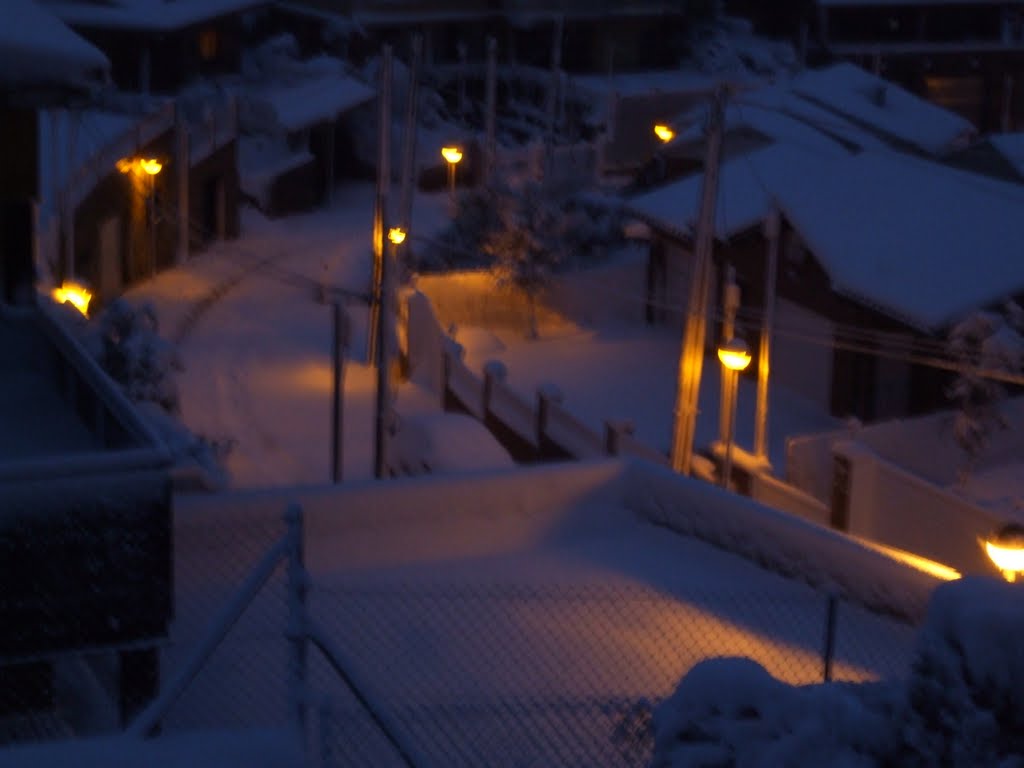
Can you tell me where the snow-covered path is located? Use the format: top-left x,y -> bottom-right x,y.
127,184 -> 451,486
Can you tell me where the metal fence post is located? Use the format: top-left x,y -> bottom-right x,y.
822,592 -> 838,682
285,503 -> 308,738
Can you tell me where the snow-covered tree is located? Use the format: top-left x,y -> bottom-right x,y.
947,304 -> 1024,477
482,178 -> 568,338
90,299 -> 181,412
650,577 -> 1024,768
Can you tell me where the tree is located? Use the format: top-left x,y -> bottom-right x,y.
946,303 -> 1024,479
482,178 -> 569,339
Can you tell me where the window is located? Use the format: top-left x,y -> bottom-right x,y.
199,27 -> 218,61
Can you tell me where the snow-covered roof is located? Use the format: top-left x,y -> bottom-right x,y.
41,0 -> 267,31
789,63 -> 977,155
988,133 -> 1024,179
254,73 -> 374,133
624,142 -> 830,242
37,108 -> 137,218
1,0 -> 108,92
773,150 -> 1024,331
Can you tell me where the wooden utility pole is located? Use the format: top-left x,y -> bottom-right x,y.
670,86 -> 727,475
399,34 -> 422,236
484,36 -> 498,184
754,207 -> 780,462
367,45 -> 392,364
718,265 -> 740,444
372,46 -> 393,477
330,302 -> 350,483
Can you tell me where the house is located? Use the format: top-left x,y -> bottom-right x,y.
1,0 -> 173,737
38,0 -> 269,94
809,0 -> 1024,132
240,65 -> 375,215
624,141 -> 1024,425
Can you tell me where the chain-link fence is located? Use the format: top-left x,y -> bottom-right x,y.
302,578 -> 915,768
1,503 -> 920,763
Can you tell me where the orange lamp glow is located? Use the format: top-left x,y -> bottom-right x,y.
717,338 -> 752,372
984,524 -> 1024,581
51,281 -> 93,317
388,227 -> 406,245
653,124 -> 675,143
441,146 -> 463,165
117,157 -> 163,176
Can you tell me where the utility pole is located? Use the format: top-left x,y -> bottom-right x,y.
330,301 -> 350,483
545,14 -> 564,174
399,34 -> 422,237
367,45 -> 392,365
484,36 -> 498,184
754,207 -> 780,462
718,265 -> 740,444
670,85 -> 727,475
373,218 -> 393,480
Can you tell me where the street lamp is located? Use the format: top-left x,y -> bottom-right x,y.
717,337 -> 751,489
51,280 -> 92,317
441,146 -> 463,198
984,523 -> 1024,582
387,227 -> 406,246
653,123 -> 675,143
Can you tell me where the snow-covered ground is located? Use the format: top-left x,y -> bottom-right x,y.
125,179 -> 835,487
154,463 -> 919,767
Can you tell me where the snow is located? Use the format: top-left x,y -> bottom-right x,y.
625,142 -> 826,241
1,0 -> 108,91
789,63 -> 976,155
773,149 -> 1024,331
153,460 -> 927,765
1,727 -> 302,768
652,575 -> 1024,767
41,0 -> 266,31
250,72 -> 374,133
989,132 -> 1024,178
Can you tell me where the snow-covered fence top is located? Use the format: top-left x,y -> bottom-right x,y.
624,459 -> 950,623
177,458 -> 948,623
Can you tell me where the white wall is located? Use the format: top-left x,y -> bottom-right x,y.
773,298 -> 833,411
838,442 -> 1002,577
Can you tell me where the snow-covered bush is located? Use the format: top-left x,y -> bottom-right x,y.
650,577 -> 1024,768
947,304 -> 1024,478
90,299 -> 180,412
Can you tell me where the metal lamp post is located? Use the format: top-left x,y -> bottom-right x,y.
441,146 -> 463,200
717,337 -> 751,489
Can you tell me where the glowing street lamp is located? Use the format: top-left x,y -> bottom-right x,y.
387,227 -> 406,246
717,337 -> 751,489
51,280 -> 93,317
117,157 -> 163,176
653,124 -> 675,143
441,146 -> 463,198
984,523 -> 1024,582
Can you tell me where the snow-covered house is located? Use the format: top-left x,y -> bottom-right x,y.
240,66 -> 375,215
1,0 -> 109,305
809,0 -> 1024,131
39,0 -> 268,94
625,144 -> 1024,425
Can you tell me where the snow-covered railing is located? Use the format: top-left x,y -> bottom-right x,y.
542,397 -> 604,459
442,347 -> 485,419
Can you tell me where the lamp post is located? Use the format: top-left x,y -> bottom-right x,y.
717,337 -> 751,489
441,146 -> 462,200
984,523 -> 1024,582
